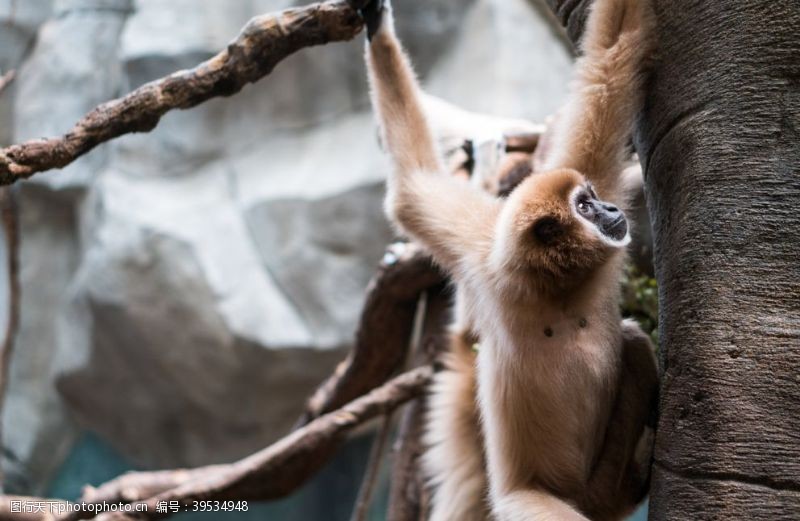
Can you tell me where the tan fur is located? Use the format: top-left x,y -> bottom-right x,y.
364,0 -> 657,519
423,330 -> 490,521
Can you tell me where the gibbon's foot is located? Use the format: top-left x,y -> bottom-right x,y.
360,0 -> 385,41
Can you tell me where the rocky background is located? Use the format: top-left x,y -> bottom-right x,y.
0,0 -> 628,516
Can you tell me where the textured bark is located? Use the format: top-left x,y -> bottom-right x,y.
641,1 -> 800,518
67,367 -> 432,521
0,1 -> 366,184
296,242 -> 444,426
548,0 -> 800,519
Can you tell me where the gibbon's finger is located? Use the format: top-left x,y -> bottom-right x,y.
360,0 -> 385,40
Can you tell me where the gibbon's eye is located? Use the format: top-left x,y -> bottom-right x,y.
577,194 -> 593,216
532,216 -> 563,245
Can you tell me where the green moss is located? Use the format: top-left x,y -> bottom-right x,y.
620,265 -> 659,348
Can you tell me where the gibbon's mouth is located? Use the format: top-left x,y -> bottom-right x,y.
601,215 -> 628,242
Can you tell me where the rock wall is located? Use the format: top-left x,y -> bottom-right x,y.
0,0 -> 573,494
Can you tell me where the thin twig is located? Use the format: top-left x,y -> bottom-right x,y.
0,70 -> 15,96
0,1 -> 366,184
0,188 -> 19,490
296,242 -> 443,427
349,414 -> 393,521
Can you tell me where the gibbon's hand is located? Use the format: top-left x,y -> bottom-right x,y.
360,0 -> 385,41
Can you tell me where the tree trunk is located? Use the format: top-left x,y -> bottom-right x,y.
547,0 -> 800,518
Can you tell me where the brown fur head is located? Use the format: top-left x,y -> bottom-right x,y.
491,168 -> 630,291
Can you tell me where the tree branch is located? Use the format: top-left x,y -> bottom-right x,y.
295,242 -> 444,427
65,367 -> 432,521
0,71 -> 15,97
349,414 -> 393,521
0,1 -> 366,185
0,188 -> 20,489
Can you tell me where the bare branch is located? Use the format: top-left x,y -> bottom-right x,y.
0,71 -> 15,96
0,188 -> 20,488
349,414 -> 393,521
295,242 -> 444,426
504,131 -> 542,154
77,467 -> 228,511
0,1 -> 365,185
66,367 -> 433,521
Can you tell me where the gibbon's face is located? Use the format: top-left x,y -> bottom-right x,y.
496,168 -> 630,283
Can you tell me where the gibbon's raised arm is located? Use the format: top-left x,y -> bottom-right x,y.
544,0 -> 653,205
364,1 -> 498,272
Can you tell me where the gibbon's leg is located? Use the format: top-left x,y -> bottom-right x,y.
544,0 -> 654,206
363,0 -> 498,272
580,319 -> 658,521
422,330 -> 490,521
492,490 -> 590,521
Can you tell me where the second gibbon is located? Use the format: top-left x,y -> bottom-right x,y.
361,0 -> 658,519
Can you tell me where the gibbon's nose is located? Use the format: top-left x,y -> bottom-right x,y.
600,202 -> 620,214
596,205 -> 627,241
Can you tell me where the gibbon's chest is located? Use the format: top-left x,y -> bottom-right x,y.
476,294 -> 620,382
476,304 -> 621,490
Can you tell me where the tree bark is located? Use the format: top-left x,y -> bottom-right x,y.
641,2 -> 800,518
548,0 -> 800,518
296,242 -> 443,426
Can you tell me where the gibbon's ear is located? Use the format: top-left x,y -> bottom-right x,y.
359,0 -> 385,41
532,216 -> 564,245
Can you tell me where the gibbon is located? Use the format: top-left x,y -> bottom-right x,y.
361,0 -> 658,519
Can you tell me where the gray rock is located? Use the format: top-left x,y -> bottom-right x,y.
55,165 -> 344,465
0,0 -> 54,145
2,0 -> 132,494
2,185 -> 83,495
0,0 -> 54,72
